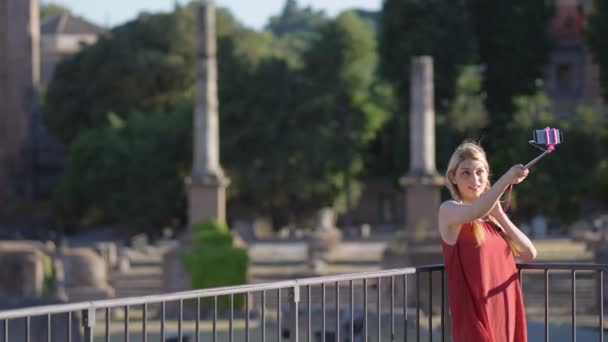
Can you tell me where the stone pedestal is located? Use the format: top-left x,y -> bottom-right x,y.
162,247 -> 192,293
307,208 -> 342,275
382,175 -> 444,315
381,56 -> 446,316
187,175 -> 229,225
400,174 -> 444,241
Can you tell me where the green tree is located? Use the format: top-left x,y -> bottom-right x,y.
587,0 -> 608,99
53,106 -> 192,229
264,0 -> 328,65
266,0 -> 326,37
47,5 -> 393,229
297,11 -> 393,223
467,0 -> 553,130
448,65 -> 488,136
45,4 -> 278,145
45,8 -> 196,144
40,2 -> 70,20
377,0 -> 477,177
220,12 -> 393,227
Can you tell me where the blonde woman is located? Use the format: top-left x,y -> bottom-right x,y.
439,141 -> 537,342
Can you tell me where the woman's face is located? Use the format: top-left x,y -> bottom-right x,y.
452,158 -> 488,203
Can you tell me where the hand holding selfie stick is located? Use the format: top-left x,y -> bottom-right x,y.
503,127 -> 563,212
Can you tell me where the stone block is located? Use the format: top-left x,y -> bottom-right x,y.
60,248 -> 108,288
0,241 -> 45,297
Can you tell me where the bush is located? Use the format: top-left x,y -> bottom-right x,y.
182,220 -> 248,310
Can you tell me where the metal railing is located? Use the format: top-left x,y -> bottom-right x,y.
0,263 -> 606,342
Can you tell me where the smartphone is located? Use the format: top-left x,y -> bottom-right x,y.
533,128 -> 563,145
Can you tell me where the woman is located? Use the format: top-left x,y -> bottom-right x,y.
438,141 -> 537,342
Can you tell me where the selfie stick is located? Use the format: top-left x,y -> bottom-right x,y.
503,127 -> 561,212
525,149 -> 553,169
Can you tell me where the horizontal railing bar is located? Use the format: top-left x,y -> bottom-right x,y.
2,263 -> 607,320
0,302 -> 92,320
91,280 -> 297,308
295,268 -> 417,285
415,264 -> 445,272
517,263 -> 608,271
0,268 -> 418,319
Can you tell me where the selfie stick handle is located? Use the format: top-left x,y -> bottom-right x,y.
506,149 -> 550,212
524,149 -> 551,169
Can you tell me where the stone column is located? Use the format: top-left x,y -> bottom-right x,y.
409,56 -> 436,177
400,56 -> 444,239
382,57 -> 445,317
163,3 -> 229,294
187,2 -> 229,226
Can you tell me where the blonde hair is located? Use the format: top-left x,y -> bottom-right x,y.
445,141 -> 519,255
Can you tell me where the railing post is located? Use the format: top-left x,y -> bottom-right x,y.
289,285 -> 300,342
81,308 -> 95,342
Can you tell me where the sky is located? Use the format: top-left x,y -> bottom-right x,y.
45,0 -> 383,30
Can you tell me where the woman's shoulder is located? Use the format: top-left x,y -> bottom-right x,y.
440,199 -> 460,207
438,200 -> 466,221
438,200 -> 460,213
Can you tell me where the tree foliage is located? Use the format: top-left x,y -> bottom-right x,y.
264,0 -> 328,66
183,220 -> 248,309
587,0 -> 608,99
377,0 -> 476,176
44,5 -> 278,145
40,2 -> 70,20
45,0 -> 606,231
223,11 -> 392,225
488,91 -> 608,224
298,12 -> 392,209
448,66 -> 488,135
47,6 -> 391,228
467,0 -> 553,130
266,0 -> 326,37
52,107 -> 191,228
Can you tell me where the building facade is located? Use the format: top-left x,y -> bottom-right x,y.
40,12 -> 104,86
545,0 -> 603,117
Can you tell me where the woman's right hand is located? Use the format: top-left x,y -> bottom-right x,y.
507,164 -> 529,184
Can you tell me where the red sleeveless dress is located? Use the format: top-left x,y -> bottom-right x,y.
441,221 -> 527,342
